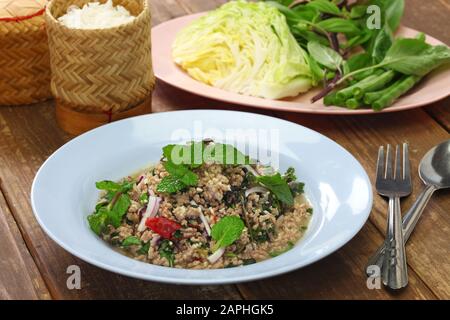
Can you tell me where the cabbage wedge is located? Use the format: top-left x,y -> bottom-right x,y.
172,1 -> 313,100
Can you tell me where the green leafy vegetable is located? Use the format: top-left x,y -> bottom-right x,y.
87,207 -> 109,235
211,216 -> 245,252
316,18 -> 360,35
256,173 -> 294,206
122,236 -> 141,247
380,39 -> 450,76
173,1 -> 313,99
306,0 -> 341,16
157,175 -> 188,194
107,194 -> 131,227
307,41 -> 342,71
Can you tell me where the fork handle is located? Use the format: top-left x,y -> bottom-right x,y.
366,185 -> 436,275
382,196 -> 408,289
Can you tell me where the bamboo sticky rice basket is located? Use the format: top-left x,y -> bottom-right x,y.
0,0 -> 51,105
45,0 -> 155,135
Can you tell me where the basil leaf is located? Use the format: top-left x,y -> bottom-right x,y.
306,0 -> 341,15
383,0 -> 404,31
316,18 -> 360,34
381,38 -> 450,76
306,55 -> 325,86
256,173 -> 294,206
369,24 -> 393,62
343,53 -> 372,75
211,216 -> 245,251
350,5 -> 368,19
307,41 -> 343,71
122,236 -> 141,247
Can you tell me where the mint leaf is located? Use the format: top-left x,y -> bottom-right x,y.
157,175 -> 187,193
257,173 -> 294,206
122,236 -> 141,246
96,180 -> 121,192
211,216 -> 245,251
108,194 -> 131,227
96,180 -> 134,193
87,207 -> 109,235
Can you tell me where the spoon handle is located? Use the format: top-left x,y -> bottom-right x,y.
366,184 -> 436,276
403,184 -> 437,241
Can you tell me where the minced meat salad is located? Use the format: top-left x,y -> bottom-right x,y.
88,141 -> 312,269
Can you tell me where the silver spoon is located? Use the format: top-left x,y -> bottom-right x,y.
366,139 -> 450,274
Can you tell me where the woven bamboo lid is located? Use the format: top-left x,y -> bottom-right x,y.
0,0 -> 47,20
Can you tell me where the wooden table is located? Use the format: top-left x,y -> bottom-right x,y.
0,0 -> 449,300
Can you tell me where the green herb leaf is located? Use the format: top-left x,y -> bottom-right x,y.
139,192 -> 149,204
157,175 -> 187,193
381,38 -> 450,76
307,41 -> 343,71
138,242 -> 150,255
316,18 -> 360,34
87,207 -> 109,235
108,194 -> 131,228
211,216 -> 245,251
96,180 -> 121,192
343,52 -> 373,75
369,24 -> 393,62
283,167 -> 297,183
158,239 -> 175,267
122,236 -> 141,247
350,5 -> 367,19
256,173 -> 294,206
306,0 -> 341,16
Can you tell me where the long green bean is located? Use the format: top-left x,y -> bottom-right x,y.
372,75 -> 422,111
352,70 -> 396,99
363,78 -> 403,105
335,70 -> 384,101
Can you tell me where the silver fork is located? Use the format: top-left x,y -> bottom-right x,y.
375,143 -> 412,289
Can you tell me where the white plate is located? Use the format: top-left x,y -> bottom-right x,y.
31,110 -> 373,284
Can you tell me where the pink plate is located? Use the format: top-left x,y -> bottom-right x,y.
151,13 -> 450,115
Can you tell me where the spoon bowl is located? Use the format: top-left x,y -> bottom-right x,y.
419,140 -> 450,189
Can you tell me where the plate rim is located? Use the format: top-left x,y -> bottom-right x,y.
31,109 -> 373,284
151,12 -> 450,115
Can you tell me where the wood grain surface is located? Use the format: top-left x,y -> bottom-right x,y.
0,0 -> 448,300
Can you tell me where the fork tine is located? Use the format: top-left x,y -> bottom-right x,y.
394,144 -> 402,180
385,144 -> 393,179
376,146 -> 385,181
403,143 -> 411,182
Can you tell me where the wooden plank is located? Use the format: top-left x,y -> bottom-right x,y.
426,102 -> 450,133
274,109 -> 450,299
0,182 -> 51,300
238,222 -> 436,299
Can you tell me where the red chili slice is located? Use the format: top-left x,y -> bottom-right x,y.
145,217 -> 181,239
